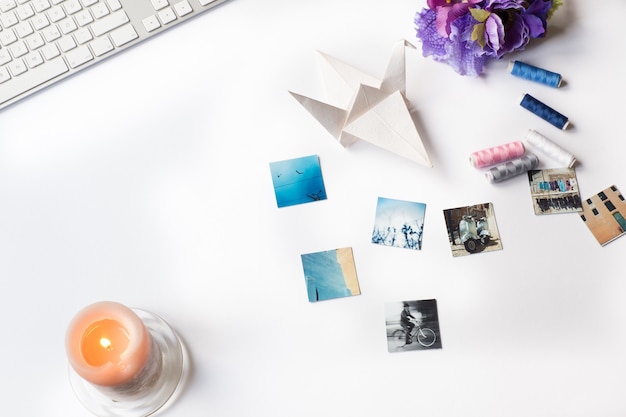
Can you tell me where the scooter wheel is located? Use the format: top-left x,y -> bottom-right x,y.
464,239 -> 478,253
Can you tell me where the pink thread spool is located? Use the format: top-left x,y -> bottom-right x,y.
469,141 -> 526,169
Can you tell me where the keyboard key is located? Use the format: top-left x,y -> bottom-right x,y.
110,23 -> 137,47
9,40 -> 28,57
47,5 -> 65,22
57,35 -> 76,52
15,21 -> 34,38
16,3 -> 34,20
63,0 -> 82,14
0,66 -> 10,83
25,32 -> 45,49
24,50 -> 44,68
0,0 -> 17,12
74,28 -> 92,44
142,15 -> 160,32
41,42 -> 60,59
0,10 -> 19,27
91,10 -> 129,36
106,0 -> 121,11
32,0 -> 51,13
90,3 -> 109,19
173,1 -> 192,17
59,17 -> 78,34
7,58 -> 26,75
198,0 -> 217,6
42,25 -> 61,42
90,36 -> 112,56
158,7 -> 176,24
31,14 -> 51,30
74,9 -> 93,26
150,0 -> 168,11
65,44 -> 92,67
0,48 -> 11,64
0,29 -> 18,46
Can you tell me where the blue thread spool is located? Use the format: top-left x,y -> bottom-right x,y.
509,61 -> 562,88
519,94 -> 569,130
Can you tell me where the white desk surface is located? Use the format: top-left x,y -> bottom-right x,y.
2,1 -> 626,416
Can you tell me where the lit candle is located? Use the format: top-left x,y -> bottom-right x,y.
66,301 -> 152,387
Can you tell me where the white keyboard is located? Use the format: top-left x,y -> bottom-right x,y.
0,0 -> 229,110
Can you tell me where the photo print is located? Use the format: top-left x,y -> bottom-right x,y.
269,155 -> 327,208
580,185 -> 626,246
384,299 -> 442,352
371,197 -> 426,251
527,168 -> 583,215
443,202 -> 502,257
301,247 -> 361,302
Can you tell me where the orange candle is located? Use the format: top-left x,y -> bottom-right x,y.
66,301 -> 152,387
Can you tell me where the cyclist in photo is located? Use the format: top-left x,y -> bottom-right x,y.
400,303 -> 416,344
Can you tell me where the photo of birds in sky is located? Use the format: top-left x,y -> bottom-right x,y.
269,155 -> 327,208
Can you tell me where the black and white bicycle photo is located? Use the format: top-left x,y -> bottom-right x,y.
385,299 -> 442,352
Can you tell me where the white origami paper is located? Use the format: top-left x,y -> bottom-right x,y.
289,40 -> 432,167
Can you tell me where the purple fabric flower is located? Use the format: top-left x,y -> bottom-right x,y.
427,0 -> 482,37
415,8 -> 447,58
414,0 -> 559,76
447,13 -> 489,76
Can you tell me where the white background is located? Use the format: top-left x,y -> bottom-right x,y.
1,1 -> 626,416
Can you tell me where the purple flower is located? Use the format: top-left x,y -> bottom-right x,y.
415,8 -> 447,58
523,0 -> 553,37
427,0 -> 482,37
414,0 -> 560,76
447,13 -> 489,76
415,9 -> 488,76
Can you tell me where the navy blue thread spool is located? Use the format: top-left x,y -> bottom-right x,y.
509,61 -> 562,88
519,94 -> 569,130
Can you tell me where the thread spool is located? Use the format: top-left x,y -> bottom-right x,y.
485,154 -> 539,183
470,141 -> 525,169
519,94 -> 569,130
508,61 -> 562,88
524,129 -> 577,168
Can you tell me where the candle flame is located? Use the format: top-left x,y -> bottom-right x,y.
99,337 -> 113,351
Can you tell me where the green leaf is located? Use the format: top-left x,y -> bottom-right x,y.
547,0 -> 563,20
471,23 -> 486,48
469,8 -> 491,23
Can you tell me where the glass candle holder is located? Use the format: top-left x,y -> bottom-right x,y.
66,301 -> 186,417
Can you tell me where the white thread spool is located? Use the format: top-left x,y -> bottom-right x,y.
524,129 -> 577,168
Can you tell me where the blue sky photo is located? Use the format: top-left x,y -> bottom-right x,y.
269,155 -> 327,208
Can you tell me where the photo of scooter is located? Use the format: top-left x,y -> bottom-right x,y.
443,203 -> 502,257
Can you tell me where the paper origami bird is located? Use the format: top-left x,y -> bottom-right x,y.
289,40 -> 432,167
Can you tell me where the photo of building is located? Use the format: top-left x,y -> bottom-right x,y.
580,185 -> 626,246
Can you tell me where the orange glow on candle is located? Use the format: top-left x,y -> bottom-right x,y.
66,302 -> 151,387
81,319 -> 130,367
